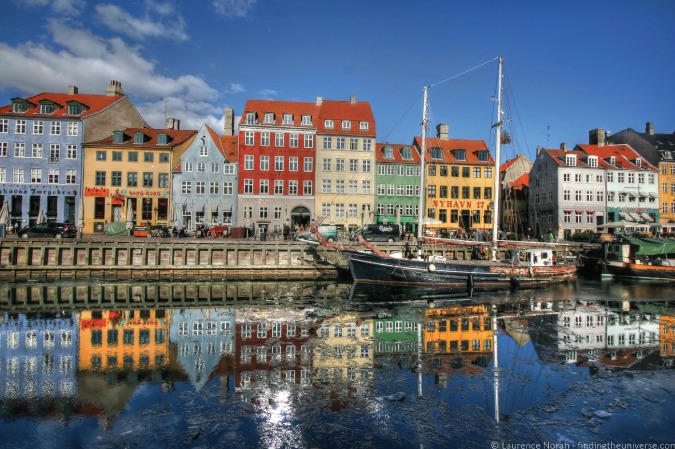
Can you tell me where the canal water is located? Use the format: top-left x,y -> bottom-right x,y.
0,278 -> 673,449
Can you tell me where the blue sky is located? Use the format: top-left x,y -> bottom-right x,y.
1,0 -> 673,163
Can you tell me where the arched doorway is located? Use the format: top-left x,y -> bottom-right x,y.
291,206 -> 311,228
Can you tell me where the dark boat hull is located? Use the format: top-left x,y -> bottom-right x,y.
348,252 -> 576,292
601,260 -> 675,282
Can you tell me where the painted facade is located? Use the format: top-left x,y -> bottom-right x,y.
314,96 -> 377,233
172,124 -> 238,231
414,126 -> 495,237
238,100 -> 319,237
499,155 -> 532,236
82,125 -> 196,234
0,81 -> 146,231
374,143 -> 421,234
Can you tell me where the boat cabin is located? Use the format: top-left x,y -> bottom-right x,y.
523,248 -> 555,267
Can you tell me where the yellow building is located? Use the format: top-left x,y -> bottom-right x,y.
414,125 -> 495,236
314,96 -> 377,232
425,305 -> 493,356
660,315 -> 675,359
660,161 -> 675,232
78,309 -> 171,372
311,312 -> 374,383
81,124 -> 196,235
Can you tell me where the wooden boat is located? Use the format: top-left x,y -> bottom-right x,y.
601,235 -> 675,281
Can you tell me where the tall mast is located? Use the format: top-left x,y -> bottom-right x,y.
417,86 -> 429,241
491,56 -> 503,259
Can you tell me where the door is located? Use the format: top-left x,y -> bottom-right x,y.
113,206 -> 122,223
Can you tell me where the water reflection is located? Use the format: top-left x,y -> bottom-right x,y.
0,279 -> 674,448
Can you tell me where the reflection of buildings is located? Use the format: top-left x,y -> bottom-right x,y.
0,312 -> 78,400
373,309 -> 421,370
234,308 -> 316,403
169,308 -> 235,390
312,312 -> 374,385
659,315 -> 675,367
424,305 -> 494,372
78,309 -> 170,372
529,301 -> 661,367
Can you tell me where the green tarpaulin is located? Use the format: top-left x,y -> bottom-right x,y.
105,222 -> 130,236
621,235 -> 675,256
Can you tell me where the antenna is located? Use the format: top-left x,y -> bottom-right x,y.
163,99 -> 173,123
546,125 -> 550,148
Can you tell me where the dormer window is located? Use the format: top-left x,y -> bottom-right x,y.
360,121 -> 369,130
157,133 -> 168,145
133,132 -> 145,144
565,154 -> 577,166
454,149 -> 466,161
588,155 -> 598,167
383,145 -> 394,159
264,112 -> 275,124
635,158 -> 642,167
11,99 -> 28,113
113,131 -> 124,144
39,102 -> 55,114
401,146 -> 413,160
476,150 -> 489,162
245,112 -> 256,124
301,115 -> 312,126
341,120 -> 351,130
66,102 -> 82,116
609,156 -> 616,165
324,119 -> 334,128
430,147 -> 443,160
282,114 -> 293,125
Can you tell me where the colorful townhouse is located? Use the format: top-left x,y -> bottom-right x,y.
172,117 -> 238,232
238,100 -> 320,237
374,143 -> 421,234
314,96 -> 376,233
529,145 -> 608,240
82,121 -> 196,235
414,124 -> 495,237
0,81 -> 146,231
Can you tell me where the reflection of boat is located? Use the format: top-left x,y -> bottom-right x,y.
348,281 -> 472,303
601,235 -> 675,282
333,57 -> 577,293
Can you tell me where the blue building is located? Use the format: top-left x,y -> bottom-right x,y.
0,81 -> 146,230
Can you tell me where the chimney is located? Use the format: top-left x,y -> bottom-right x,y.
67,86 -> 78,95
350,94 -> 356,104
316,96 -> 323,106
560,142 -> 568,151
105,80 -> 125,96
589,128 -> 605,146
646,122 -> 654,135
436,123 -> 449,140
223,108 -> 234,136
166,118 -> 180,130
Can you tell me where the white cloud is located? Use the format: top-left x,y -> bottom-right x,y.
21,0 -> 85,16
227,83 -> 245,94
95,2 -> 188,42
258,89 -> 278,99
0,21 -> 221,130
211,0 -> 256,18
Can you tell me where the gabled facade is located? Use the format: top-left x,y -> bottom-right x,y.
0,81 -> 146,230
499,154 -> 532,236
374,143 -> 421,233
238,100 -> 319,236
414,124 -> 494,236
529,145 -> 606,240
172,122 -> 238,230
599,123 -> 675,224
82,123 -> 196,234
315,96 -> 376,233
576,143 -> 659,226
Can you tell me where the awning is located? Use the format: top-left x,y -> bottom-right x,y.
626,192 -> 636,198
641,213 -> 654,222
620,212 -> 633,221
587,210 -> 595,214
648,193 -> 657,198
629,212 -> 642,221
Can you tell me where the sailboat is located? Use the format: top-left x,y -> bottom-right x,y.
343,57 -> 577,293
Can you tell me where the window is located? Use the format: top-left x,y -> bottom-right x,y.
49,144 -> 60,163
323,136 -> 332,149
350,138 -> 358,150
261,132 -> 270,146
195,181 -> 205,194
301,115 -> 312,126
96,151 -> 106,161
209,181 -> 219,194
245,112 -> 256,124
245,131 -> 254,146
244,155 -> 254,170
111,171 -> 122,186
50,121 -> 61,135
336,137 -> 345,150
283,113 -> 293,125
15,120 -> 26,134
65,169 -> 76,184
67,122 -> 78,136
289,133 -> 299,147
0,119 -> 7,133
158,173 -> 169,188
112,151 -> 122,161
260,155 -> 270,171
454,149 -> 466,160
143,172 -> 153,187
31,168 -> 42,183
181,181 -> 191,194
324,119 -> 334,128
304,134 -> 313,148
33,120 -> 44,135
275,133 -> 284,147
95,171 -> 106,186
274,179 -> 283,195
264,112 -> 275,124
31,143 -> 42,158
244,179 -> 253,194
144,152 -> 154,163
159,153 -> 169,163
157,133 -> 167,145
0,142 -> 7,157
128,151 -> 138,162
126,172 -> 137,187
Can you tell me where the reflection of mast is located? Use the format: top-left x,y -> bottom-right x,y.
492,304 -> 500,422
417,321 -> 423,396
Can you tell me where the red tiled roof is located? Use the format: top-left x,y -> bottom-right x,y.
575,144 -> 658,170
375,143 -> 421,164
239,100 -> 320,128
0,92 -> 126,119
509,172 -> 529,188
315,99 -> 376,136
412,136 -> 492,164
86,127 -> 197,147
500,155 -> 522,172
